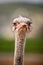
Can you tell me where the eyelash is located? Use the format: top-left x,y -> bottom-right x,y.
13,23 -> 16,26
28,23 -> 30,26
13,22 -> 20,26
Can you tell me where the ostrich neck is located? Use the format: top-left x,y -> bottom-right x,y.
14,31 -> 26,65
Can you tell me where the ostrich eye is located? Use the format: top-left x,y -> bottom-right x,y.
13,22 -> 20,26
27,22 -> 31,26
28,22 -> 30,26
13,22 -> 16,26
27,21 -> 32,26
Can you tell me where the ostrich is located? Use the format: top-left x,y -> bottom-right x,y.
12,16 -> 32,65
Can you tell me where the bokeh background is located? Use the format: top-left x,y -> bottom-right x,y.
0,0 -> 43,65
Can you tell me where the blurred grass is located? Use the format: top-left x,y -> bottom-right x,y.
25,37 -> 43,53
0,37 -> 43,53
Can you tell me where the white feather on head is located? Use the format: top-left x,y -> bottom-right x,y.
13,15 -> 30,23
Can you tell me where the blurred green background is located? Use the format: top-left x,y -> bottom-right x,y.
0,3 -> 43,54
0,37 -> 43,53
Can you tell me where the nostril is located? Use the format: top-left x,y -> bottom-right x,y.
23,25 -> 26,27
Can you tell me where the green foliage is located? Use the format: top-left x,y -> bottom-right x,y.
25,38 -> 43,53
0,38 -> 14,53
0,37 -> 43,53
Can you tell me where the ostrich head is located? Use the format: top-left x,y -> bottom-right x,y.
12,16 -> 32,36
